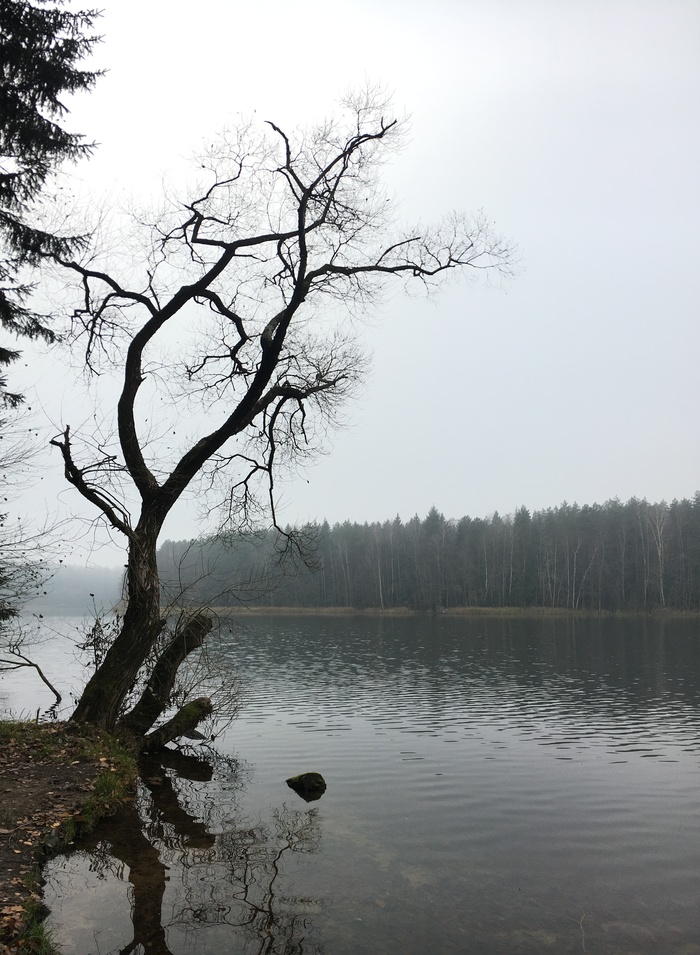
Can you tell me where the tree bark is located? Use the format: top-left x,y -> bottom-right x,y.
71,521 -> 164,731
119,613 -> 213,737
142,697 -> 214,752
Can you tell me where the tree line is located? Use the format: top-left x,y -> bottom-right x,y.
158,495 -> 700,613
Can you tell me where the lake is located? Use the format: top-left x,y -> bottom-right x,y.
4,614 -> 700,953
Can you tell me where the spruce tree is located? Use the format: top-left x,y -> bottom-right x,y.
0,0 -> 101,406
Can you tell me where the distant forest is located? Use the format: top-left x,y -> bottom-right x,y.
157,495 -> 700,613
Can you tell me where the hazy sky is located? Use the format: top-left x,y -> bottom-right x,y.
14,0 -> 700,562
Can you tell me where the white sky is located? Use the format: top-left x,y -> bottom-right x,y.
13,0 -> 700,564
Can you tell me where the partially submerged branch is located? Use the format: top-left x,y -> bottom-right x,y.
120,613 -> 213,737
0,641 -> 62,708
142,697 -> 214,752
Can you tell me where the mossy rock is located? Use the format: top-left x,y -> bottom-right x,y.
286,772 -> 327,802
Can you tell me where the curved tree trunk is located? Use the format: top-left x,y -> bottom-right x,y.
71,520 -> 164,731
142,697 -> 214,752
120,614 -> 213,737
56,101 -> 514,744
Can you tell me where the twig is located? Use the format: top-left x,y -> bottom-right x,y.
568,912 -> 587,952
0,648 -> 62,707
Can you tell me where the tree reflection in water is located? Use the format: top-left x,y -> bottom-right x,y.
66,748 -> 325,954
173,805 -> 322,953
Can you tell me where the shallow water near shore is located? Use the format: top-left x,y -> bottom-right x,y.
14,614 -> 700,953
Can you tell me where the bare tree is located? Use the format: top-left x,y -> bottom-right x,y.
47,91 -> 515,742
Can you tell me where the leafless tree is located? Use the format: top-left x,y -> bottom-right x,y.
46,90 -> 515,742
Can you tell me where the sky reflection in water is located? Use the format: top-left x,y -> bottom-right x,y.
42,615 -> 700,954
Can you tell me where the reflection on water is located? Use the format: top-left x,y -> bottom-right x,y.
48,748 -> 324,954
43,616 -> 700,953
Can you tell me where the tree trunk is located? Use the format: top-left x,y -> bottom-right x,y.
71,521 -> 164,731
142,697 -> 214,752
120,613 -> 213,737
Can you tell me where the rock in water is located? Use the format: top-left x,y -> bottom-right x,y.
286,772 -> 327,802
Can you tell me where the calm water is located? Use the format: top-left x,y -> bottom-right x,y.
7,615 -> 700,953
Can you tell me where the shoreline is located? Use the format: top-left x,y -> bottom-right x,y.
167,605 -> 700,619
0,723 -> 136,954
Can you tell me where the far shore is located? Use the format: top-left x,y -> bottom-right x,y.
165,605 -> 700,619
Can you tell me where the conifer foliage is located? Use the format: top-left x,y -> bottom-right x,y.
157,495 -> 700,613
0,0 -> 100,406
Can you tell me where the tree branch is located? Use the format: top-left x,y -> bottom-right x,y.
0,644 -> 62,708
49,426 -> 134,538
119,613 -> 213,737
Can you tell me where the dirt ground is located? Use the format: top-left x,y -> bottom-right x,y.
0,723 -> 116,953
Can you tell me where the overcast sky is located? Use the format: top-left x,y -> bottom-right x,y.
15,0 -> 700,563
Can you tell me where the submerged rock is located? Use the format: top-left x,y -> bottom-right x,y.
286,772 -> 327,802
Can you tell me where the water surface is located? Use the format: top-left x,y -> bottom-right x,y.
25,615 -> 700,952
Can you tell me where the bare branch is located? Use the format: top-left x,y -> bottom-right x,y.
0,639 -> 62,708
49,425 -> 134,538
42,89 -> 515,734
